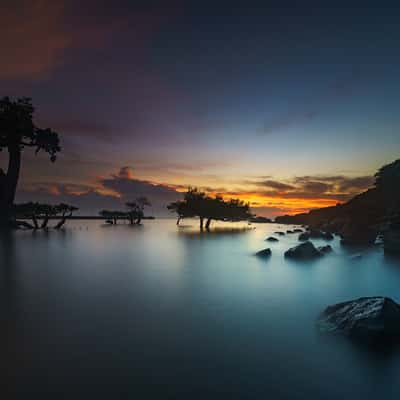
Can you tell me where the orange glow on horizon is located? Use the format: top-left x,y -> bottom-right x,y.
174,187 -> 342,216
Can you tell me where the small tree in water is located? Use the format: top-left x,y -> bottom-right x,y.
126,197 -> 151,225
0,97 -> 60,228
167,188 -> 252,230
14,202 -> 78,230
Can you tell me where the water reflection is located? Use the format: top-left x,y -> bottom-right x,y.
2,220 -> 400,398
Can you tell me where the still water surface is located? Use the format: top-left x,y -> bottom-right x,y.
2,219 -> 400,398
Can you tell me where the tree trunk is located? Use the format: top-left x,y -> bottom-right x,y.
0,144 -> 21,228
205,218 -> 212,230
41,215 -> 50,229
31,214 -> 39,230
54,212 -> 71,230
199,217 -> 204,231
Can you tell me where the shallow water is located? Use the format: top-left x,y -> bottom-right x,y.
2,219 -> 400,399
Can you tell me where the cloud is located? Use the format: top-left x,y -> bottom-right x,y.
0,0 -> 167,81
38,119 -> 115,141
0,1 -> 71,80
257,66 -> 363,136
100,167 -> 181,207
258,111 -> 317,136
17,167 -> 182,215
15,166 -> 375,219
245,174 -> 374,202
247,179 -> 296,192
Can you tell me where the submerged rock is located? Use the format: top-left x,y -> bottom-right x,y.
286,230 -> 294,234
317,297 -> 400,341
293,228 -> 303,233
318,245 -> 333,254
274,231 -> 285,236
265,236 -> 279,242
255,248 -> 272,258
350,253 -> 362,260
284,241 -> 322,260
298,232 -> 311,241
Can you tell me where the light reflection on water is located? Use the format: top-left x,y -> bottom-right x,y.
2,219 -> 400,399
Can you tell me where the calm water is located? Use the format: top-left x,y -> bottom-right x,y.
2,219 -> 400,399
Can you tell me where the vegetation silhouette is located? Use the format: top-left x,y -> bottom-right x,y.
14,203 -> 78,230
275,159 -> 400,249
167,187 -> 252,231
99,197 -> 151,225
0,97 -> 60,228
126,197 -> 151,225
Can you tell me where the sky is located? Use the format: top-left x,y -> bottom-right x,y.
1,0 -> 400,217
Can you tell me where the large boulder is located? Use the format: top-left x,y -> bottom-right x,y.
255,248 -> 272,258
317,297 -> 400,341
284,241 -> 322,260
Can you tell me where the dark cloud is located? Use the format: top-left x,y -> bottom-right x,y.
258,66 -> 363,136
0,0 -> 123,81
258,111 -> 317,136
16,167 -> 182,216
250,179 -> 296,192
38,119 -> 114,141
243,174 -> 374,201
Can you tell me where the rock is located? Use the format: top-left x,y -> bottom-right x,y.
318,245 -> 333,254
340,224 -> 378,246
384,228 -> 400,255
293,228 -> 303,233
309,230 -> 334,240
274,231 -> 285,236
317,297 -> 400,341
323,232 -> 334,240
249,216 -> 272,223
284,241 -> 322,260
298,232 -> 311,241
265,236 -> 279,242
286,230 -> 294,234
255,248 -> 272,258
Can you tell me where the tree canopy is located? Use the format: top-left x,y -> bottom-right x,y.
0,97 -> 61,227
99,197 -> 151,225
167,188 -> 252,230
14,202 -> 78,230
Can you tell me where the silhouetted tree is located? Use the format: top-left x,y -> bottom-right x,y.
14,202 -> 78,230
167,200 -> 196,225
126,197 -> 151,225
167,188 -> 252,230
99,210 -> 127,224
0,97 -> 60,227
53,204 -> 79,229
